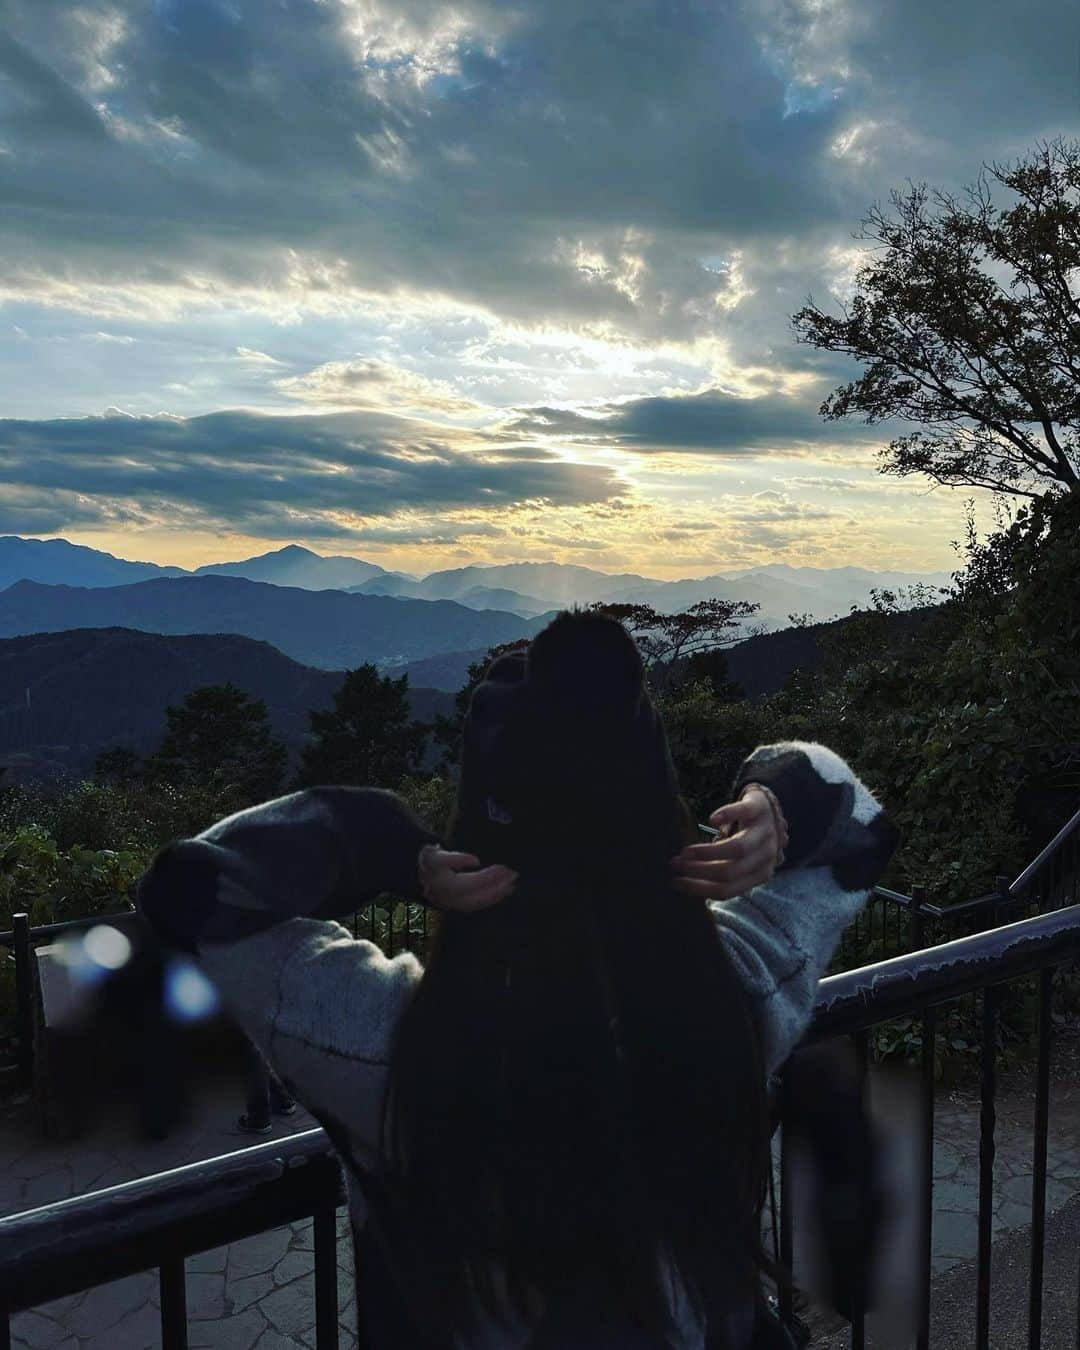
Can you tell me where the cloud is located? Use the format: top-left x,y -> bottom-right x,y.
276,356 -> 483,415
234,346 -> 283,365
3,0 -> 1068,349
503,384 -> 900,455
0,406 -> 621,541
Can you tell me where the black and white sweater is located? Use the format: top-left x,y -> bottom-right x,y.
136,740 -> 899,1349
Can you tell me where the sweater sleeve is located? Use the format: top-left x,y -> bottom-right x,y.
709,742 -> 900,1075
135,786 -> 439,1165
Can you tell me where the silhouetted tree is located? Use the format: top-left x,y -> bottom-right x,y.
92,745 -> 144,785
586,597 -> 763,692
681,647 -> 745,703
793,138 -> 1080,500
147,683 -> 286,804
295,665 -> 428,789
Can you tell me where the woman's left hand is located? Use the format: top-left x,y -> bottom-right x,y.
417,844 -> 518,912
669,786 -> 785,901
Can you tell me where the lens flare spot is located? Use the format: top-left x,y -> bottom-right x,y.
164,960 -> 219,1022
83,924 -> 133,971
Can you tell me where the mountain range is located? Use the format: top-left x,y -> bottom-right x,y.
0,576 -> 552,672
0,536 -> 955,634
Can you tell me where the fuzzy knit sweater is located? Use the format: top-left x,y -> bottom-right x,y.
136,740 -> 899,1349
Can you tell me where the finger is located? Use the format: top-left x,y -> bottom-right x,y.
710,791 -> 772,828
676,831 -> 766,864
444,864 -> 517,898
433,851 -> 482,871
447,873 -> 518,912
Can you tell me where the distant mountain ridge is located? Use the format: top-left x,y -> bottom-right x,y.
0,535 -> 952,616
0,537 -> 955,661
0,576 -> 552,671
0,535 -> 187,590
193,543 -> 392,590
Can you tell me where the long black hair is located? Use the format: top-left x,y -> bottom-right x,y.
380,611 -> 774,1346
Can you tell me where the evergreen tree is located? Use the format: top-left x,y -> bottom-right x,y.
92,744 -> 144,785
147,683 -> 286,805
295,665 -> 428,789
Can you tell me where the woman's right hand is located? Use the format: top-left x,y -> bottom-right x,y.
668,785 -> 787,901
417,844 -> 518,912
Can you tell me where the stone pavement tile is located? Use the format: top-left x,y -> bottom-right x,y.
187,1272 -> 227,1320
272,1250 -> 314,1287
259,1281 -> 316,1339
85,1297 -> 161,1349
26,1293 -> 87,1321
85,1161 -> 140,1191
999,1170 -> 1076,1213
289,1217 -> 315,1251
68,1148 -> 122,1192
21,1168 -> 73,1208
8,1309 -> 70,1350
62,1273 -> 155,1339
189,1306 -> 269,1350
253,1329 -> 302,1350
995,1199 -> 1032,1230
189,1243 -> 229,1274
932,1209 -> 979,1267
230,1271 -> 276,1313
228,1227 -> 294,1280
931,1138 -> 965,1179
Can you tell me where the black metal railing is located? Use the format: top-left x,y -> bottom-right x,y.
1,901 -> 1078,1349
834,804 -> 1080,970
0,1127 -> 344,1350
788,902 -> 1080,1350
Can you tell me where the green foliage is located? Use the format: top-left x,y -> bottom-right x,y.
295,664 -> 428,790
395,773 -> 457,839
0,823 -> 142,931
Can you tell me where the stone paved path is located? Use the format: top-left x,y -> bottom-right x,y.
3,1057 -> 1080,1348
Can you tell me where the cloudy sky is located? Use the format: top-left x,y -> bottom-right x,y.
0,0 -> 1075,578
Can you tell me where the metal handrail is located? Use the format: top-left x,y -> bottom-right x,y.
0,907 -> 136,949
1010,804 -> 1080,895
812,902 -> 1080,1040
0,1128 -> 341,1311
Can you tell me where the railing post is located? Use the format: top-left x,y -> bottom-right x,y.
12,913 -> 32,1090
314,1200 -> 340,1349
995,873 -> 1013,922
911,884 -> 927,951
159,1256 -> 188,1350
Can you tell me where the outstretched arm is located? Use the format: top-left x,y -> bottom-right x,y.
703,742 -> 900,1074
136,786 -> 447,1158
